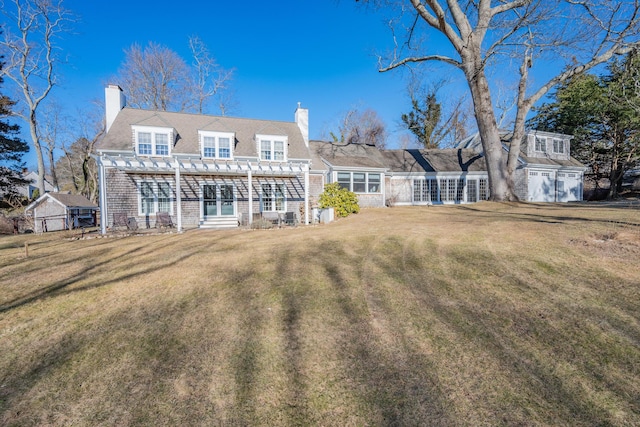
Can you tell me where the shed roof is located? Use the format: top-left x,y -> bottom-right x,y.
26,192 -> 98,212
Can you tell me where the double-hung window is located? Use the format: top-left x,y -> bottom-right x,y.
261,183 -> 286,212
335,172 -> 382,193
552,138 -> 564,154
257,135 -> 287,161
535,136 -> 547,153
134,126 -> 172,157
200,131 -> 234,159
139,181 -> 172,215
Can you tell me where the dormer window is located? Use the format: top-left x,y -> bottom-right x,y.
257,134 -> 287,161
133,126 -> 172,157
199,131 -> 234,159
535,136 -> 546,153
552,138 -> 565,154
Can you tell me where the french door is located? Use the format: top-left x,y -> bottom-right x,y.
202,184 -> 235,217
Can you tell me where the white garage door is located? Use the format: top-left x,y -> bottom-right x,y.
557,172 -> 582,202
528,170 -> 556,202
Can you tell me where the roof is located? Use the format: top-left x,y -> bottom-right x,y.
456,131 -> 586,169
26,192 -> 98,212
98,107 -> 311,160
383,149 -> 486,173
309,140 -> 387,170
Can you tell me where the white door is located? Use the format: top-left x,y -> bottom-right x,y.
528,170 -> 556,202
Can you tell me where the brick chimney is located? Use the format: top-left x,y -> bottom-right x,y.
105,84 -> 126,132
295,102 -> 309,147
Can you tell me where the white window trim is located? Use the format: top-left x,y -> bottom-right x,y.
256,134 -> 288,162
335,171 -> 382,194
199,130 -> 235,160
552,138 -> 565,154
132,125 -> 173,157
260,182 -> 287,212
535,136 -> 547,153
137,180 -> 173,216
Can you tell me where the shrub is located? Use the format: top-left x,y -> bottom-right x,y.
318,182 -> 360,217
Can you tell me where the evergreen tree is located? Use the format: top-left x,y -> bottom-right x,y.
0,59 -> 29,207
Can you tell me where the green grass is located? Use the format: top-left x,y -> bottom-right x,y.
1,202 -> 639,426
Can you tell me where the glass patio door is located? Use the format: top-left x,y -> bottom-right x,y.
203,184 -> 235,217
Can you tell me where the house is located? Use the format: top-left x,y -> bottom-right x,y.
16,170 -> 56,199
25,192 -> 98,233
456,130 -> 587,202
382,148 -> 490,205
309,140 -> 387,208
96,85 -> 313,233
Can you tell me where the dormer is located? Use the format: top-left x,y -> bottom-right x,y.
199,130 -> 235,160
256,134 -> 288,162
132,125 -> 174,157
525,131 -> 571,160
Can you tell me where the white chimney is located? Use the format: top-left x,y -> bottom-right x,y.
295,102 -> 309,147
105,84 -> 126,132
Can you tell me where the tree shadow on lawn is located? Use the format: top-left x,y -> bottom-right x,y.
371,237 -> 637,425
0,234 -> 229,314
455,203 -> 640,228
316,240 -> 452,426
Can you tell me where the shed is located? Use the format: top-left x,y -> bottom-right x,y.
25,193 -> 99,233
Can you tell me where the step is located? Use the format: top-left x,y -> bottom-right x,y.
199,217 -> 239,229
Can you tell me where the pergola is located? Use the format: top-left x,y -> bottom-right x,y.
96,152 -> 311,234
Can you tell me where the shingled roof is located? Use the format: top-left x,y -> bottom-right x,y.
309,140 -> 387,170
383,149 -> 486,173
98,107 -> 311,160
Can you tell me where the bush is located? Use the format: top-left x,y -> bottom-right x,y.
318,183 -> 360,217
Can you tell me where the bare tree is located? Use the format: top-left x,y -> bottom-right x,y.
330,108 -> 388,148
38,101 -> 69,191
55,103 -> 104,201
117,39 -> 234,115
367,0 -> 640,201
118,42 -> 191,112
188,36 -> 234,115
0,0 -> 72,196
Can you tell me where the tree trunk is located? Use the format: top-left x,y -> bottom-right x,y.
466,70 -> 516,201
28,111 -> 47,197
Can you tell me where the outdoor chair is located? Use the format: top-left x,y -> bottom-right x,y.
156,212 -> 174,229
284,211 -> 297,226
113,212 -> 128,230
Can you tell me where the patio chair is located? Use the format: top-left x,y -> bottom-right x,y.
113,212 -> 128,230
284,211 -> 297,226
156,212 -> 174,229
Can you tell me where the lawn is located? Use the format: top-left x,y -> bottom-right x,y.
1,202 -> 639,426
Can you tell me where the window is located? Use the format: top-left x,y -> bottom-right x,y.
134,126 -> 172,156
413,179 -> 437,203
467,179 -> 478,202
335,172 -> 382,193
456,179 -> 465,202
139,181 -> 172,215
337,172 -> 351,190
261,183 -> 286,212
535,136 -> 546,153
200,131 -> 234,159
353,173 -> 366,192
552,139 -> 564,154
257,135 -> 288,161
479,178 -> 489,200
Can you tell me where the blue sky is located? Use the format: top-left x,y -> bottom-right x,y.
48,0 -> 428,153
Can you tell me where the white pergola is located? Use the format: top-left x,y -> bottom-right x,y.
96,152 -> 310,234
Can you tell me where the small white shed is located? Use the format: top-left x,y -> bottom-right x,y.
25,193 -> 98,233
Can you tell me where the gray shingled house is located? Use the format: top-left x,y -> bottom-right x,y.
456,131 -> 586,202
96,85 -> 313,233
